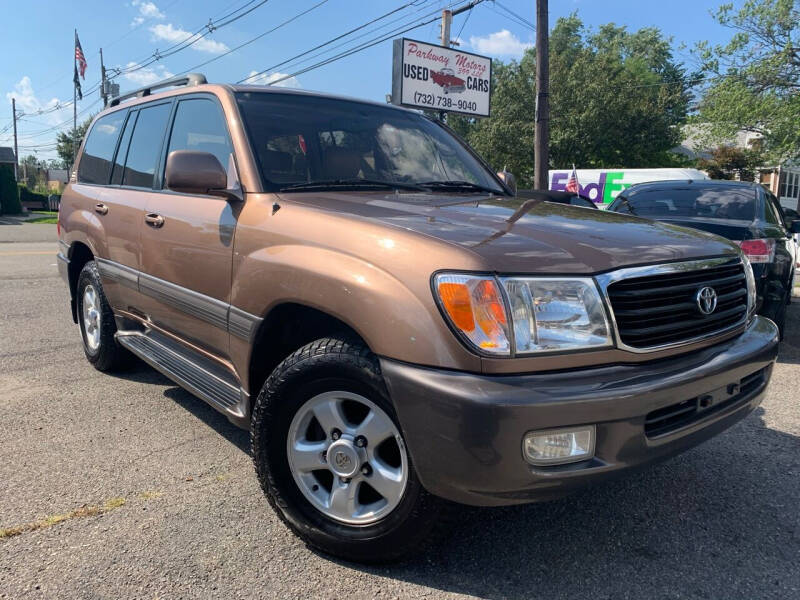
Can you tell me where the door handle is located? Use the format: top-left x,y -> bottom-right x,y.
145,213 -> 165,228
94,203 -> 108,215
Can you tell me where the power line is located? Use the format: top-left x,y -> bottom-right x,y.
455,1 -> 474,42
3,0 -> 266,148
174,0 -> 331,77
251,0 -> 441,80
240,0 -> 426,83
266,10 -> 443,85
111,0 -> 272,79
263,1 -> 484,86
493,1 -> 534,30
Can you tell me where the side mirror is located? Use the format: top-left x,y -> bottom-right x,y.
496,170 -> 517,195
165,150 -> 241,201
790,219 -> 800,234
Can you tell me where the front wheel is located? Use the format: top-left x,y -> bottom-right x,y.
251,337 -> 445,563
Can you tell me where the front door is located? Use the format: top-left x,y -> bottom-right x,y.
138,96 -> 238,360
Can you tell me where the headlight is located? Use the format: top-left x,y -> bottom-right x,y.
501,277 -> 612,354
742,254 -> 757,316
433,273 -> 612,356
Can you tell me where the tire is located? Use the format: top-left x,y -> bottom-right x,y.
251,336 -> 446,563
76,261 -> 131,371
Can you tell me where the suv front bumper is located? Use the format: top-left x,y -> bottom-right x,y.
381,315 -> 779,506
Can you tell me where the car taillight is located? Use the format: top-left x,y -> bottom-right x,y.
735,239 -> 774,263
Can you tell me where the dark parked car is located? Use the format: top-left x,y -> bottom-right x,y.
609,180 -> 800,336
518,189 -> 598,208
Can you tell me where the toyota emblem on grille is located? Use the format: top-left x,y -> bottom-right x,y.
696,286 -> 718,315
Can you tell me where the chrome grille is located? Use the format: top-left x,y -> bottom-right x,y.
602,257 -> 748,350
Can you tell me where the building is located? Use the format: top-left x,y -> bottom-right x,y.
678,125 -> 799,212
46,169 -> 69,193
0,146 -> 16,171
758,165 -> 800,212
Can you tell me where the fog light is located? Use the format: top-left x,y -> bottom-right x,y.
522,426 -> 595,465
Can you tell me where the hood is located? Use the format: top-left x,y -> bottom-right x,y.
282,191 -> 741,274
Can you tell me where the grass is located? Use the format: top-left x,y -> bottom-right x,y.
0,497 -> 126,540
26,216 -> 58,224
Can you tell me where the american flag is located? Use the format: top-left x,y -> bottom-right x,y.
565,165 -> 579,194
75,32 -> 87,79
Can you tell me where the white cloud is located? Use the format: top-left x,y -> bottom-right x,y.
122,63 -> 174,86
5,76 -> 70,127
134,0 -> 164,19
150,23 -> 229,54
3,77 -> 72,159
469,29 -> 532,57
131,0 -> 164,27
246,71 -> 301,89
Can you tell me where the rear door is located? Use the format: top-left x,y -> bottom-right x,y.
72,108 -> 148,312
138,95 -> 238,359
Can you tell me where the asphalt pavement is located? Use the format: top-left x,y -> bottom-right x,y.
1,222 -> 799,599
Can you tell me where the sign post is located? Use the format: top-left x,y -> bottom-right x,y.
391,38 -> 491,118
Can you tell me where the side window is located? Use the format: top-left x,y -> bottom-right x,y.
122,103 -> 171,189
110,111 -> 137,186
165,98 -> 233,177
77,110 -> 127,184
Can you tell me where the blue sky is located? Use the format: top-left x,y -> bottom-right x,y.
0,0 -> 735,161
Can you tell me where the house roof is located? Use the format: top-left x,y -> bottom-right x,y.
0,146 -> 16,164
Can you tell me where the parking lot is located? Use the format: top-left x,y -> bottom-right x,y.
1,222 -> 799,599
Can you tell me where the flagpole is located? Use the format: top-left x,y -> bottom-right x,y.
73,29 -> 77,170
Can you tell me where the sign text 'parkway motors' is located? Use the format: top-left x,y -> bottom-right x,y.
392,38 -> 492,117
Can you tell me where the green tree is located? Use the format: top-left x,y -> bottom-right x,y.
56,117 -> 92,169
450,15 -> 694,187
0,164 -> 22,215
697,145 -> 765,180
694,0 -> 800,161
19,154 -> 46,189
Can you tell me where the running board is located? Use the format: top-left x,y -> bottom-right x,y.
116,330 -> 244,416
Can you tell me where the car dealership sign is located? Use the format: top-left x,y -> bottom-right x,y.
392,38 -> 492,117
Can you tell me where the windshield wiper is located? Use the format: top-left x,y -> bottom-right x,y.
417,180 -> 501,194
280,179 -> 426,192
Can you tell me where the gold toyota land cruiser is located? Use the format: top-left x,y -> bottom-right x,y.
58,74 -> 779,563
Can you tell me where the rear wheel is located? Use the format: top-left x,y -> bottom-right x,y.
76,261 -> 130,371
251,336 -> 445,563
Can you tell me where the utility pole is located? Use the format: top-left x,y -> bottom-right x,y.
11,98 -> 19,182
440,9 -> 452,47
441,1 -> 481,47
100,48 -> 108,108
533,0 -> 549,190
436,2 -> 480,122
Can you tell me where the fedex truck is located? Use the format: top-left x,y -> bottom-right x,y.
549,168 -> 709,206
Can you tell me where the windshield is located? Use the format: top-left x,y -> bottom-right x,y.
235,92 -> 504,194
617,187 -> 756,221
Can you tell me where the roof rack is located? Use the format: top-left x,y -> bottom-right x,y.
109,73 -> 207,107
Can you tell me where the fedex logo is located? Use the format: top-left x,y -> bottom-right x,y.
550,171 -> 631,204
